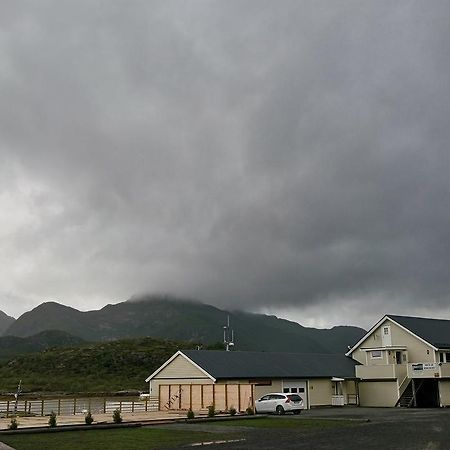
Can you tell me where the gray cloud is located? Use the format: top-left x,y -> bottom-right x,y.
1,0 -> 450,327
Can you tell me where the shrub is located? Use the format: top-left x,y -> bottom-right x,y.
8,418 -> 18,430
85,411 -> 94,425
48,411 -> 57,427
207,405 -> 215,418
246,406 -> 255,415
229,406 -> 237,416
187,409 -> 195,419
112,409 -> 122,424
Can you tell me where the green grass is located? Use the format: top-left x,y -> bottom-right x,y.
0,427 -> 232,450
207,417 -> 355,429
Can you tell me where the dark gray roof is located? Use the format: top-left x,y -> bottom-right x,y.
389,315 -> 450,348
182,350 -> 357,379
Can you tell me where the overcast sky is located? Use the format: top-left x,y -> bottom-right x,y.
1,1 -> 450,329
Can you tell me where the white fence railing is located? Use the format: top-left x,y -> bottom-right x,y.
0,397 -> 159,417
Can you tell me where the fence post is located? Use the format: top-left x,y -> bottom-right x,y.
41,400 -> 44,417
225,385 -> 228,410
6,400 -> 9,418
88,398 -> 91,413
73,398 -> 77,415
132,400 -> 134,413
58,399 -> 61,416
145,398 -> 148,412
238,385 -> 241,412
119,401 -> 122,412
103,399 -> 106,414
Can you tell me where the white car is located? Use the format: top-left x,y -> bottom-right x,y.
255,393 -> 303,415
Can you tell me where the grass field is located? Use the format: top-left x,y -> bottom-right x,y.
0,417 -> 355,449
0,427 -> 232,450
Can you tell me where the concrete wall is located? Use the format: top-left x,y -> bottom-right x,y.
359,381 -> 398,407
439,380 -> 450,406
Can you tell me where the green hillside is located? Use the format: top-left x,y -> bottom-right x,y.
0,337 -> 207,394
0,330 -> 86,364
0,310 -> 15,335
4,297 -> 365,354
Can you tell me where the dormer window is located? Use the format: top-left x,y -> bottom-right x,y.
371,350 -> 382,359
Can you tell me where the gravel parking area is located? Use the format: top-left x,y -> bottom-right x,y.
165,407 -> 450,450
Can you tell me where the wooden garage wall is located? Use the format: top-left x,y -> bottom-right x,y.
159,384 -> 254,412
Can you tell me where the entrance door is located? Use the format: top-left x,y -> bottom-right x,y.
382,325 -> 392,346
395,351 -> 402,364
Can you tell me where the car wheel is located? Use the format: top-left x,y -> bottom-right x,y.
275,405 -> 285,415
293,410 -> 301,415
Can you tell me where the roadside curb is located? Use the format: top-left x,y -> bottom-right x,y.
0,422 -> 141,435
181,415 -> 267,424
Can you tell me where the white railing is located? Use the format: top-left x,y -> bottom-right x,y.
331,395 -> 345,406
0,397 -> 159,417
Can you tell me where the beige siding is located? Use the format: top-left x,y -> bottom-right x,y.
254,381 -> 283,399
359,381 -> 398,407
155,354 -> 210,379
309,379 -> 333,407
351,319 -> 435,365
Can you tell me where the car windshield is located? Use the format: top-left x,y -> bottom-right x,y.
287,394 -> 302,402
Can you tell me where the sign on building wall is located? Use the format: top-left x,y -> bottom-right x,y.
411,363 -> 438,377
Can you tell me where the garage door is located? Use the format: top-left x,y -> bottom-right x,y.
282,380 -> 308,409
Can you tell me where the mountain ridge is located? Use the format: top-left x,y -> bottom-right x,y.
0,310 -> 15,335
4,297 -> 366,354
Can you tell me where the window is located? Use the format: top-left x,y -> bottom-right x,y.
383,327 -> 389,335
445,353 -> 450,363
440,353 -> 445,363
371,350 -> 382,359
283,388 -> 289,393
290,387 -> 298,393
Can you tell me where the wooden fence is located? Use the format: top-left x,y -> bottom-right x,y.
159,384 -> 254,412
0,397 -> 159,417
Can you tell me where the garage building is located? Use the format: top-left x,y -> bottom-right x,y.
146,350 -> 359,412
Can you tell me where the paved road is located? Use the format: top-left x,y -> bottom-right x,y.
165,408 -> 450,450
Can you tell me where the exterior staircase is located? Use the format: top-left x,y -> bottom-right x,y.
396,380 -> 424,407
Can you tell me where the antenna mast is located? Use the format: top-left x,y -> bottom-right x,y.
223,315 -> 235,351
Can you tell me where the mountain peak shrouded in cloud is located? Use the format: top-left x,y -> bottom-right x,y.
4,297 -> 366,353
1,1 -> 450,327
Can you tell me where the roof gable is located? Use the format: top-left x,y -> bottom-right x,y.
145,351 -> 216,382
346,314 -> 450,356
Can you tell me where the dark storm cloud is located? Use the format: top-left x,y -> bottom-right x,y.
1,0 -> 450,326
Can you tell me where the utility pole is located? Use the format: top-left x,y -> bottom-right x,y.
14,380 -> 22,414
223,315 -> 235,351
